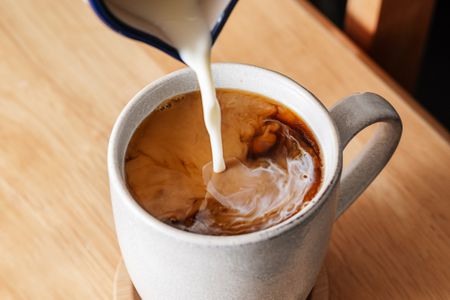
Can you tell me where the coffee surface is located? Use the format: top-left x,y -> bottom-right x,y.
125,89 -> 322,235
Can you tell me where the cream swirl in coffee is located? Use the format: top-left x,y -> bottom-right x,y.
125,89 -> 322,235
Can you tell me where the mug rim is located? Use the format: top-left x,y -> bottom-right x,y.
108,63 -> 342,246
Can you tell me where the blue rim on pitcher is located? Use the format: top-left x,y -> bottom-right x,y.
88,0 -> 239,62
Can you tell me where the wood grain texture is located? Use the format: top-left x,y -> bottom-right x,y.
344,0 -> 383,50
0,0 -> 449,299
345,0 -> 435,90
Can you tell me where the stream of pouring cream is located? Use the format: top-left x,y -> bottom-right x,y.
106,0 -> 228,172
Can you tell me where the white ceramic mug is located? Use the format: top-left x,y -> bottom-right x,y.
108,63 -> 402,300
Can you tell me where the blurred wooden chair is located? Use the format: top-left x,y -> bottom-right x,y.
344,0 -> 435,91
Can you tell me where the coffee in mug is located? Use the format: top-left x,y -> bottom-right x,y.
125,89 -> 322,235
108,64 -> 402,300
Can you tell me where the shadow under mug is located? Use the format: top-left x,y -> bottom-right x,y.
108,63 -> 402,300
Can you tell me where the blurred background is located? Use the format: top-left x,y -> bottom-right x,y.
311,0 -> 449,128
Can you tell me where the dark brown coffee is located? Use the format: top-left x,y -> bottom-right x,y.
125,89 -> 322,235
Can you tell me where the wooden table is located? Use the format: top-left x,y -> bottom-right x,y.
1,0 -> 449,299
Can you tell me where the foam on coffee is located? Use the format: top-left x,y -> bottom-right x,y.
125,89 -> 322,235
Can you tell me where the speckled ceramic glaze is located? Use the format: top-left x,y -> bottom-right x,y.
108,63 -> 402,300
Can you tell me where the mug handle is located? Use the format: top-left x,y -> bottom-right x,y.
330,92 -> 402,218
